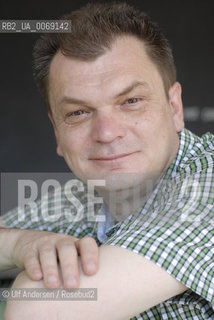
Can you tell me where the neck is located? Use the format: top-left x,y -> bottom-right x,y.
98,180 -> 157,223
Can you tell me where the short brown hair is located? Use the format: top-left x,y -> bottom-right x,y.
33,2 -> 176,112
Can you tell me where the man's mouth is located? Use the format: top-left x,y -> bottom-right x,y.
89,151 -> 139,162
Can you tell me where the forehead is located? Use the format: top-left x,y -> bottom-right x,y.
48,36 -> 164,104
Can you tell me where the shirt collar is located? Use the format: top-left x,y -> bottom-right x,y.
165,128 -> 199,178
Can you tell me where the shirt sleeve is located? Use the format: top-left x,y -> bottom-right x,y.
104,168 -> 214,306
1,183 -> 99,239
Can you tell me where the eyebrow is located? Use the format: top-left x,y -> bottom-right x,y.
114,81 -> 149,99
58,80 -> 149,107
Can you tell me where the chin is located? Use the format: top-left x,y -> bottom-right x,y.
90,171 -> 154,192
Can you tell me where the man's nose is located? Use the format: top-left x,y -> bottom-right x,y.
91,112 -> 126,143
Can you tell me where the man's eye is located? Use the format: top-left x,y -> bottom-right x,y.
126,97 -> 141,104
64,109 -> 90,124
68,110 -> 86,116
127,98 -> 140,104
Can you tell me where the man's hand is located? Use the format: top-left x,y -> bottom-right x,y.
1,226 -> 98,288
13,230 -> 99,288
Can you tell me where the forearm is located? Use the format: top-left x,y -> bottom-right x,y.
54,246 -> 187,319
5,245 -> 187,320
0,227 -> 22,271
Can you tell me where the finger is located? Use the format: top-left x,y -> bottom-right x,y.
56,239 -> 79,289
39,245 -> 60,288
24,252 -> 43,281
76,237 -> 99,275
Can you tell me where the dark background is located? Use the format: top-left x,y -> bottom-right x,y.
1,0 -> 214,173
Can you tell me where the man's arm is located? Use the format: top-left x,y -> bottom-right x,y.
0,217 -> 98,288
5,245 -> 187,320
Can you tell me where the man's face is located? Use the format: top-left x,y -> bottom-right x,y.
49,36 -> 184,191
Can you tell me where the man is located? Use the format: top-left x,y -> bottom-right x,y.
1,2 -> 213,319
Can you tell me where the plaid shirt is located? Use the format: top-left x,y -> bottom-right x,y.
2,128 -> 214,319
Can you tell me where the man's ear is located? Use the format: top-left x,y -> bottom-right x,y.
48,112 -> 63,157
168,82 -> 184,132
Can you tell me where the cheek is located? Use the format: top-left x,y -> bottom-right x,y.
131,111 -> 156,136
131,109 -> 171,151
57,129 -> 81,156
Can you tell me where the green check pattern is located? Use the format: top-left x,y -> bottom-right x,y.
2,128 -> 214,319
